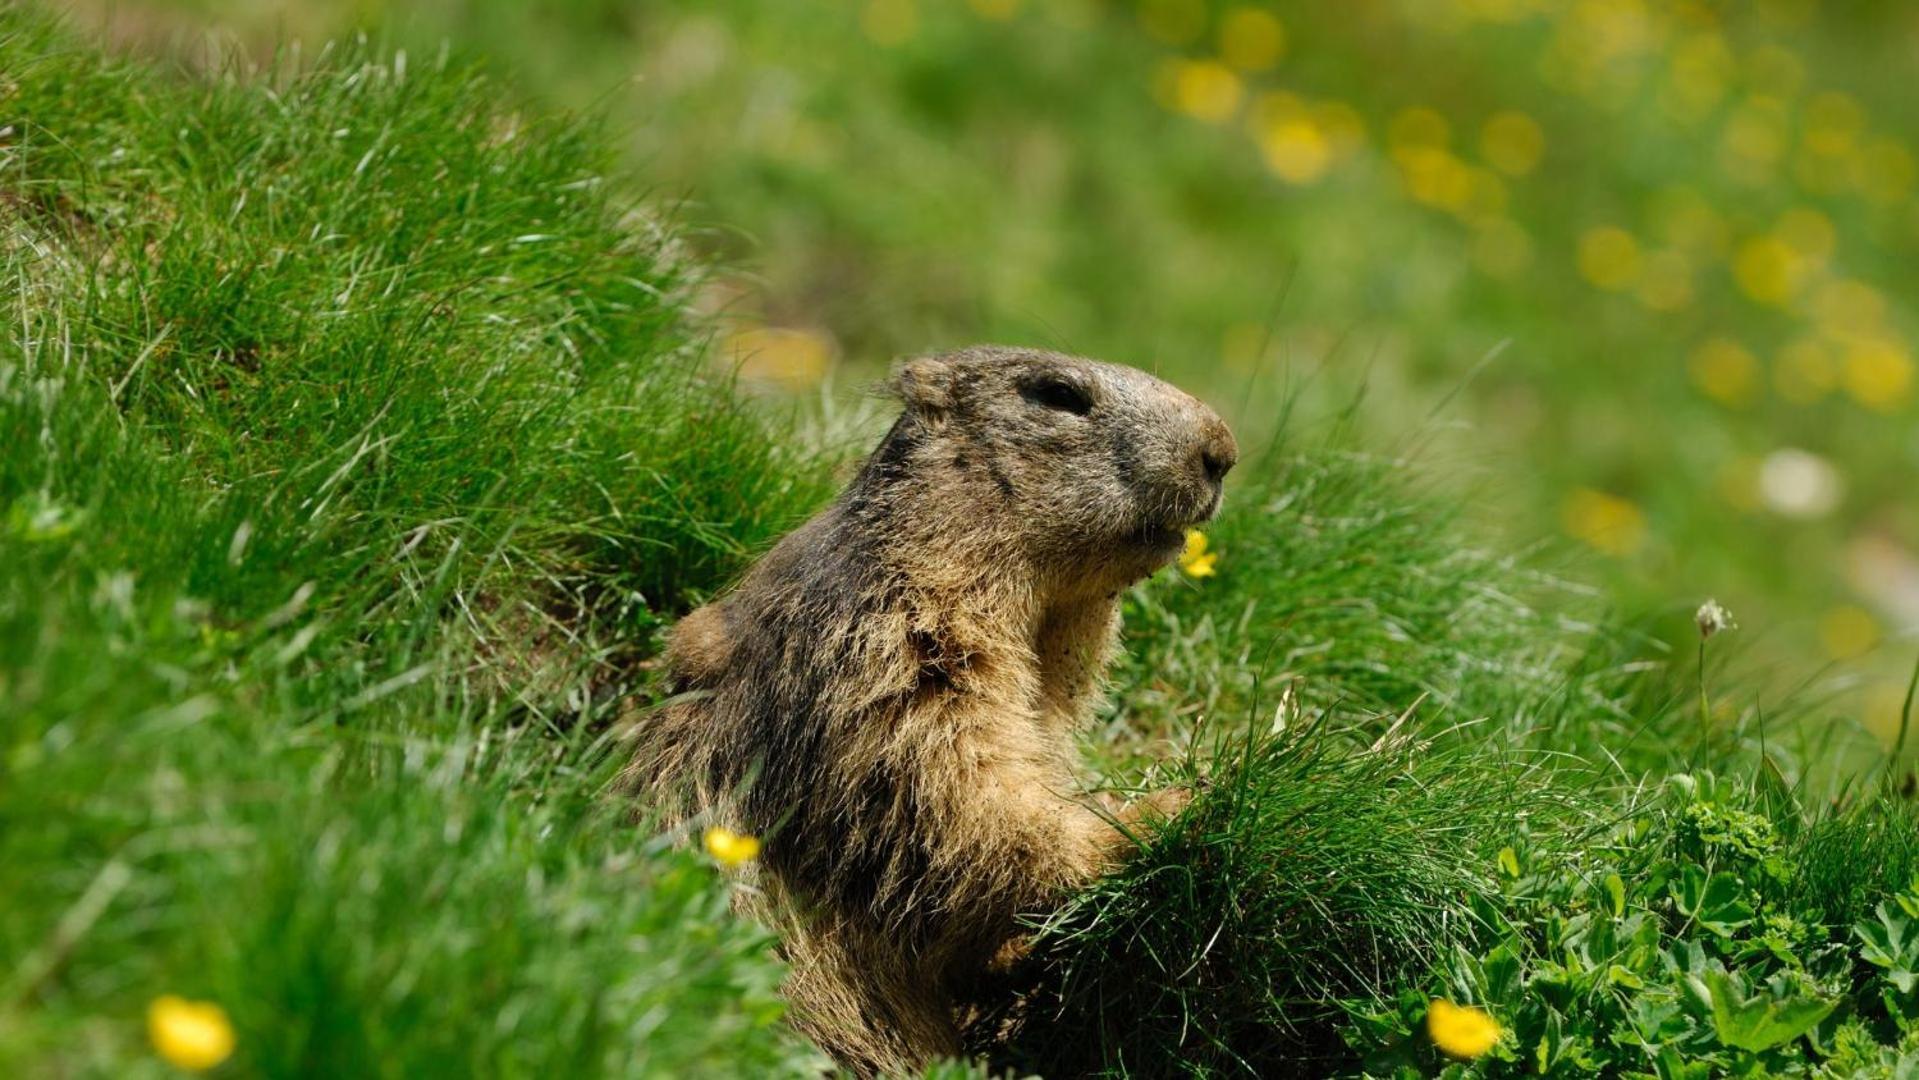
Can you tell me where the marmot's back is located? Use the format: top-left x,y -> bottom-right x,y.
629,346 -> 1237,1076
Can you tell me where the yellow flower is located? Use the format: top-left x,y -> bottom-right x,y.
1576,226 -> 1642,292
1842,338 -> 1914,412
1179,529 -> 1218,578
703,826 -> 762,868
1819,605 -> 1879,660
1218,7 -> 1285,72
148,996 -> 235,1072
1561,488 -> 1646,557
1397,148 -> 1473,212
1479,111 -> 1544,176
1688,337 -> 1760,408
1427,998 -> 1501,1059
727,326 -> 836,389
1730,235 -> 1803,307
1256,116 -> 1332,184
1168,59 -> 1243,124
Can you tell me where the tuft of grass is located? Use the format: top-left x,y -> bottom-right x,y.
996,714 -> 1596,1077
1783,798 -> 1919,930
1,10 -> 827,1075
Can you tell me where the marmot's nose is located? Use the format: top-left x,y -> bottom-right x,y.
1197,421 -> 1238,485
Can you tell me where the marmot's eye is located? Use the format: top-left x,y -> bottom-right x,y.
1021,377 -> 1093,416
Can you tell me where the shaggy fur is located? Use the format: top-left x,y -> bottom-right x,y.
626,345 -> 1238,1075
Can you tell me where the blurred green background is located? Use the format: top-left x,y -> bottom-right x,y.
77,0 -> 1919,732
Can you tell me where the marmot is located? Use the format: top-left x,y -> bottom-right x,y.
627,345 -> 1238,1075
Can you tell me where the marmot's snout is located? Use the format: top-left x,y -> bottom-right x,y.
1195,414 -> 1239,492
1143,394 -> 1239,532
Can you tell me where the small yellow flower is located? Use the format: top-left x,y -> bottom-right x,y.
1560,488 -> 1646,557
703,826 -> 761,868
148,995 -> 235,1072
1179,529 -> 1218,578
1427,998 -> 1500,1060
1479,110 -> 1545,177
1576,226 -> 1642,291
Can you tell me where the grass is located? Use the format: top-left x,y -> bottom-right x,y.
1,9 -> 827,1075
8,7 -> 1919,1079
78,0 -> 1919,730
1000,724 -> 1598,1076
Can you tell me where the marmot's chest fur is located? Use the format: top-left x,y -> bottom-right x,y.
627,345 -> 1236,1076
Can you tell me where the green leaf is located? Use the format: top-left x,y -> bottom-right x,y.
1856,900 -> 1919,973
1604,872 -> 1627,919
1498,846 -> 1521,879
1701,971 -> 1835,1052
1671,867 -> 1753,936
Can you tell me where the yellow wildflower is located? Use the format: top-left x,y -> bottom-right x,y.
1576,226 -> 1641,292
727,326 -> 835,389
1842,338 -> 1914,412
1427,999 -> 1501,1059
1219,8 -> 1285,72
1561,489 -> 1646,557
1819,605 -> 1879,660
1731,235 -> 1802,307
1479,111 -> 1544,176
1179,529 -> 1218,578
703,826 -> 762,868
1398,148 -> 1473,212
1688,338 -> 1760,408
1160,59 -> 1243,124
148,996 -> 235,1072
1256,116 -> 1332,184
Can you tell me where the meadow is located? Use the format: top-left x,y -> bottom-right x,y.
7,2 -> 1919,1077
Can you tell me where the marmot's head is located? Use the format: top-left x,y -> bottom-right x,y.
878,345 -> 1238,580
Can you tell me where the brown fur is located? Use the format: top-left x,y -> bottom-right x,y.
625,345 -> 1237,1075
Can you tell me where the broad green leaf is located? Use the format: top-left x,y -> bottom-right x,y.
1701,971 -> 1835,1052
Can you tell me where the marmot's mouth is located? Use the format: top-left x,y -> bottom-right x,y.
1128,523 -> 1189,559
1129,486 -> 1223,555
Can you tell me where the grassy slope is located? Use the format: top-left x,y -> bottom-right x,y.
0,11 -> 828,1075
8,10 -> 1919,1080
90,0 -> 1919,719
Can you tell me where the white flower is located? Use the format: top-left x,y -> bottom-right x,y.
1696,599 -> 1737,641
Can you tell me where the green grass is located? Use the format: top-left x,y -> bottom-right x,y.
79,0 -> 1919,727
9,7 -> 1919,1079
1,10 -> 827,1075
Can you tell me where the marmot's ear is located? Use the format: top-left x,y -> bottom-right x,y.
891,355 -> 955,413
